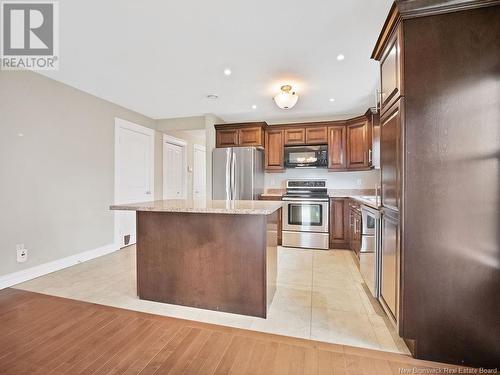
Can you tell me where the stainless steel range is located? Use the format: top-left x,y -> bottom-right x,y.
282,179 -> 329,250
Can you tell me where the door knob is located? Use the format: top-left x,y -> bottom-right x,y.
145,191 -> 151,195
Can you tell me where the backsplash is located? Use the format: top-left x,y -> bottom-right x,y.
264,168 -> 380,189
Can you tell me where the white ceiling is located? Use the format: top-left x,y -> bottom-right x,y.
41,0 -> 392,122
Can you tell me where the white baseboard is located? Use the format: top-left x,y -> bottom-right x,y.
0,243 -> 120,290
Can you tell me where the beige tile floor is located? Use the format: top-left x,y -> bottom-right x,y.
14,245 -> 410,354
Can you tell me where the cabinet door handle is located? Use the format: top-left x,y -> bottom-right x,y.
376,90 -> 384,111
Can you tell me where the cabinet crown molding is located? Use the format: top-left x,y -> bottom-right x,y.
371,0 -> 500,60
214,122 -> 267,130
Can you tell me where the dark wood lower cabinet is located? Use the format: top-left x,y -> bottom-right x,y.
346,200 -> 361,258
329,198 -> 349,249
380,208 -> 400,325
136,211 -> 278,318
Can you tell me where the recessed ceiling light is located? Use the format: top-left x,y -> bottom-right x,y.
206,94 -> 219,100
329,98 -> 335,102
223,68 -> 232,76
252,105 -> 257,109
18,133 -> 24,137
337,54 -> 345,61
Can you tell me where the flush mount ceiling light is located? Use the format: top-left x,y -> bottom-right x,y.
223,68 -> 232,76
273,85 -> 299,110
337,54 -> 345,61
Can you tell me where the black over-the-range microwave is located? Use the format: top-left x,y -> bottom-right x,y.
284,145 -> 328,168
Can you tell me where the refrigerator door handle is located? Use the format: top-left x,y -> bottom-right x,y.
230,151 -> 236,200
225,149 -> 232,200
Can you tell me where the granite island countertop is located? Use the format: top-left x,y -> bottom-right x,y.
110,199 -> 283,215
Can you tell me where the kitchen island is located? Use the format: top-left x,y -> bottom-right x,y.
110,199 -> 282,318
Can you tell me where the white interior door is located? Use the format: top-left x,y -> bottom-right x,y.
193,144 -> 206,199
115,118 -> 154,248
163,135 -> 187,199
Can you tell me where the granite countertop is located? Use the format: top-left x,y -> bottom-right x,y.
260,189 -> 286,197
348,196 -> 379,209
110,199 -> 283,215
260,189 -> 380,209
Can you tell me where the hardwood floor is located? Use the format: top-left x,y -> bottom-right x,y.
0,289 -> 466,374
16,246 -> 410,354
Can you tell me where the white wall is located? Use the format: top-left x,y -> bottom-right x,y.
265,169 -> 380,190
0,71 -> 159,278
157,116 -> 206,132
204,114 -> 224,199
266,114 -> 359,125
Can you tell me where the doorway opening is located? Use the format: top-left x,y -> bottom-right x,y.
162,129 -> 207,200
114,118 -> 155,248
163,134 -> 187,199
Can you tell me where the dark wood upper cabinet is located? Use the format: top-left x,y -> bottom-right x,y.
216,129 -> 239,148
284,128 -> 306,145
305,127 -> 328,144
215,122 -> 266,148
328,126 -> 346,170
380,99 -> 403,212
329,198 -> 349,249
265,129 -> 284,172
346,119 -> 370,170
380,25 -> 403,115
215,118 -> 373,172
239,127 -> 263,146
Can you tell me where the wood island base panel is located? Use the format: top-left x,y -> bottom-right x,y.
136,210 -> 278,318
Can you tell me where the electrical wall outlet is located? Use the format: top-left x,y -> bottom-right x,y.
16,244 -> 27,263
356,178 -> 362,187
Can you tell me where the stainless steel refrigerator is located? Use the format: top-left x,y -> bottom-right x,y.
212,147 -> 264,200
